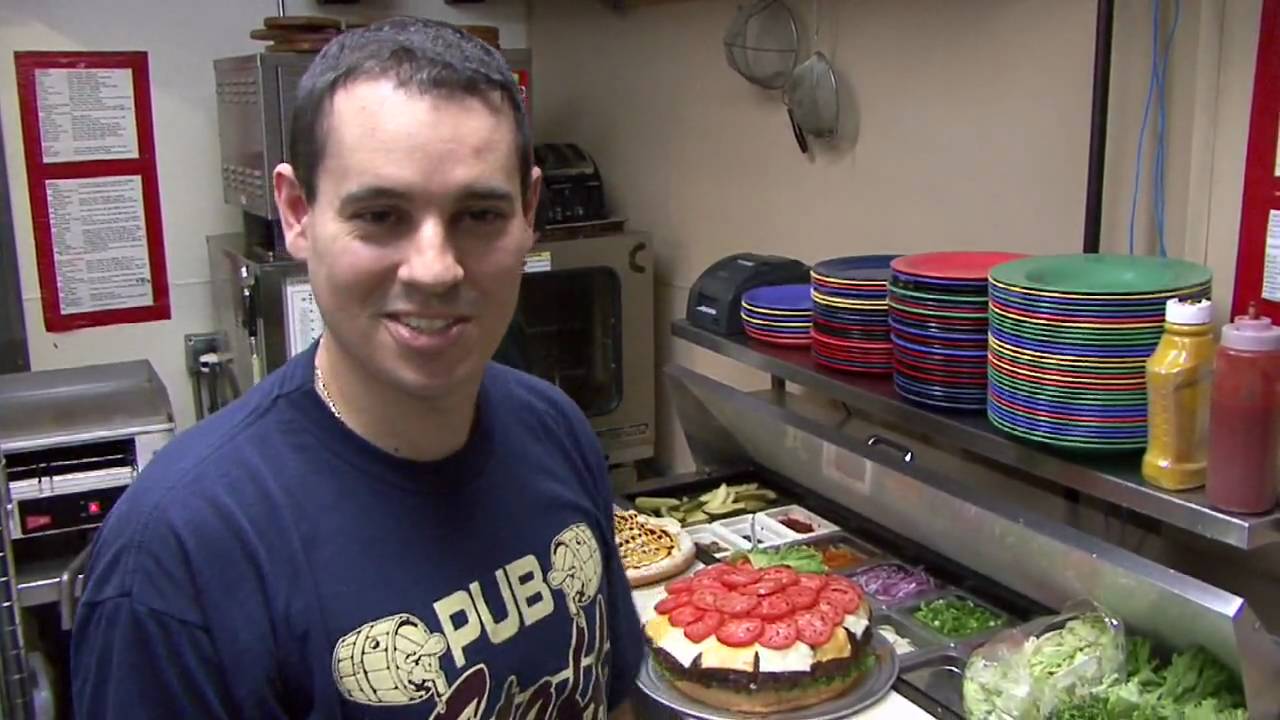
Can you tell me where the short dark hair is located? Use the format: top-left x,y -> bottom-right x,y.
287,17 -> 532,203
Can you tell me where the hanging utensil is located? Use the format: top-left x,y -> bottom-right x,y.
784,0 -> 840,141
723,0 -> 800,90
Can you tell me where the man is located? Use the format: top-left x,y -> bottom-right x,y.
72,18 -> 643,719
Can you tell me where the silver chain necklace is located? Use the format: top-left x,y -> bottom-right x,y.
314,365 -> 343,421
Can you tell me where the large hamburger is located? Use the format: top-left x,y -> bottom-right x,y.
643,553 -> 875,714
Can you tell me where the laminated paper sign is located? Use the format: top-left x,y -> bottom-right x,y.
15,51 -> 169,331
1233,0 -> 1280,321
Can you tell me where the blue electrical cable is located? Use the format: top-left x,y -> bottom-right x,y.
1153,0 -> 1182,258
1128,0 -> 1161,256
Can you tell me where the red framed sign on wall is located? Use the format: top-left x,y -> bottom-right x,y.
14,51 -> 170,332
1233,0 -> 1280,322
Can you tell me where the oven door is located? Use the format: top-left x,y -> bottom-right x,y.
506,232 -> 654,464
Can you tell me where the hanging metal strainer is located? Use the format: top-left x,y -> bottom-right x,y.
784,50 -> 839,139
724,0 -> 800,90
783,1 -> 839,140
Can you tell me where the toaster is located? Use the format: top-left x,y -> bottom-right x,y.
534,143 -> 608,227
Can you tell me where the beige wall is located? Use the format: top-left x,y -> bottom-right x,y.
530,0 -> 1262,471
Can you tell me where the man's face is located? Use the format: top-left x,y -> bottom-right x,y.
278,78 -> 539,401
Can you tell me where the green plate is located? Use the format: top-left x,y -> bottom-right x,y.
988,412 -> 1147,451
888,284 -> 989,305
988,370 -> 1147,404
990,254 -> 1212,295
988,345 -> 1152,376
989,315 -> 1164,345
889,300 -> 989,320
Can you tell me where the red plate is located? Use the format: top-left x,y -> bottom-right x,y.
895,354 -> 988,377
814,355 -> 894,375
990,299 -> 1164,325
989,354 -> 1148,390
894,361 -> 989,387
810,334 -> 894,350
891,251 -> 1029,281
889,308 -> 991,327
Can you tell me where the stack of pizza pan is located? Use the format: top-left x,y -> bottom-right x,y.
809,255 -> 898,374
740,284 -> 813,347
888,252 -> 1027,411
986,254 -> 1212,452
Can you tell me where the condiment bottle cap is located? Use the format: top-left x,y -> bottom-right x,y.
1221,302 -> 1280,351
1165,298 -> 1212,325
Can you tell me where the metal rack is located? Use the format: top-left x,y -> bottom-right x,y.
664,323 -> 1280,717
672,320 -> 1280,550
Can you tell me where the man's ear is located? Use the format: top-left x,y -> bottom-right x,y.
522,165 -> 543,232
274,163 -> 311,260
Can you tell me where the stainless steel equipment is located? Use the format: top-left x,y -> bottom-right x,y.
664,320 -> 1280,717
0,360 -> 173,719
213,49 -> 533,220
206,231 -> 656,464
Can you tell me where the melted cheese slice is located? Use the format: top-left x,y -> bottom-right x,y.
756,644 -> 817,673
645,607 -> 860,672
842,602 -> 872,642
644,616 -> 712,668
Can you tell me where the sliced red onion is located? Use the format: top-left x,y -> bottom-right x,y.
852,563 -> 935,602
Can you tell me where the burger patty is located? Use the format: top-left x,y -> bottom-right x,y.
650,628 -> 872,694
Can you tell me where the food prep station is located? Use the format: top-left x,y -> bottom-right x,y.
619,321 -> 1280,719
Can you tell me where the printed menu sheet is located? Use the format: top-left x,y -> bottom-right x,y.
45,175 -> 153,313
34,67 -> 139,163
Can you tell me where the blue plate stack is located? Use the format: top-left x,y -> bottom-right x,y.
740,284 -> 813,347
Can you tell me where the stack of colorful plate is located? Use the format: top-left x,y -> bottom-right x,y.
809,255 -> 898,374
987,254 -> 1212,451
740,284 -> 813,347
889,252 -> 1028,410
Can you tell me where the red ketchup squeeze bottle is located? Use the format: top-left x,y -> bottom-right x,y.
1206,303 -> 1280,514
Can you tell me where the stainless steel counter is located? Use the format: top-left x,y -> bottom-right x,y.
671,320 -> 1280,550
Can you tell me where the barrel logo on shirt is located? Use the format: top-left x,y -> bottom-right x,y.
331,522 -> 611,718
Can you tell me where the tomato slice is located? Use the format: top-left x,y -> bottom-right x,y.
783,585 -> 819,610
690,576 -> 729,592
698,564 -> 737,578
691,589 -> 723,611
719,568 -> 763,588
795,609 -> 835,647
819,584 -> 863,614
738,580 -> 784,596
716,617 -> 764,648
668,605 -> 704,628
714,591 -> 759,617
683,611 -> 724,643
796,573 -> 829,591
816,599 -> 845,626
759,618 -> 799,650
825,574 -> 860,591
751,593 -> 793,620
759,567 -> 800,588
654,592 -> 691,615
665,578 -> 694,595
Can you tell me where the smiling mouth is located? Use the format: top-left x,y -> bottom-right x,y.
390,315 -> 466,334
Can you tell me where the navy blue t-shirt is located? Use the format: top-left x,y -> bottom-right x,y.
72,344 -> 643,719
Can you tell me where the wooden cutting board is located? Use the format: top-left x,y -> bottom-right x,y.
263,15 -> 343,30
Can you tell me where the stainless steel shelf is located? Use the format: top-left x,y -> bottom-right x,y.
16,556 -> 80,608
672,320 -> 1280,550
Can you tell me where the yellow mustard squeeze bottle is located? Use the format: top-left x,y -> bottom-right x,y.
1142,298 -> 1216,490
